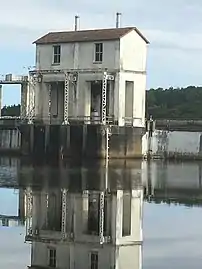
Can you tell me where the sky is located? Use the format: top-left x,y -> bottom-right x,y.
0,189 -> 18,215
1,0 -> 202,105
0,188 -> 30,269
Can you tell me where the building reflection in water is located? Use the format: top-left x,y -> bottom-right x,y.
142,161 -> 202,206
24,160 -> 143,269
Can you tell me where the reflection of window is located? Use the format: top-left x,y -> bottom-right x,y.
2,219 -> 9,227
94,43 -> 103,62
49,248 -> 56,268
87,193 -> 110,236
53,45 -> 61,64
88,194 -> 99,235
122,192 -> 131,236
47,192 -> 62,231
90,252 -> 98,269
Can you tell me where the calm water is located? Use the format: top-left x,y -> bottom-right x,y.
1,158 -> 202,269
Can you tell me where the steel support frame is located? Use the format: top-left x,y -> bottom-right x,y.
63,73 -> 70,125
28,75 -> 36,124
25,187 -> 33,236
99,191 -> 105,244
45,193 -> 49,228
61,189 -> 67,240
101,72 -> 107,125
48,83 -> 51,124
99,71 -> 113,244
20,83 -> 27,119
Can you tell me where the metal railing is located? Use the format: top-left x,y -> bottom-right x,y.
0,74 -> 28,83
0,115 -> 145,127
123,117 -> 144,126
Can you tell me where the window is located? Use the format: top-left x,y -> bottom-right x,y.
90,252 -> 98,269
53,45 -> 61,64
94,43 -> 103,62
49,248 -> 56,268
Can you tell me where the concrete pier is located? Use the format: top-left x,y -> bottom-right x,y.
3,118 -> 202,160
143,119 -> 202,160
20,123 -> 145,160
0,125 -> 21,155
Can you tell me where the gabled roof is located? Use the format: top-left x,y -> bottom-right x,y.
33,27 -> 149,45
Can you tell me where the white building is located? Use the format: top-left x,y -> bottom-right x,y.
29,26 -> 149,126
25,185 -> 143,268
0,216 -> 23,227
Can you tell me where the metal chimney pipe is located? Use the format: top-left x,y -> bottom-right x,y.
74,15 -> 80,31
116,12 -> 122,28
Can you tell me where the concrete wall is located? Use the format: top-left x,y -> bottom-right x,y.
35,29 -> 147,72
0,129 -> 21,153
34,30 -> 148,127
37,72 -> 114,123
20,124 -> 144,159
36,40 -> 120,71
36,71 -> 146,127
0,85 -> 2,117
120,29 -> 147,72
118,72 -> 146,126
143,130 -> 202,159
31,241 -> 141,269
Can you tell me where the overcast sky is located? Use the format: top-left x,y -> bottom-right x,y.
1,0 -> 202,105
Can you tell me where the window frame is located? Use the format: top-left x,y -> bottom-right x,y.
48,248 -> 56,268
122,191 -> 132,237
94,43 -> 103,63
90,251 -> 98,269
52,45 -> 61,65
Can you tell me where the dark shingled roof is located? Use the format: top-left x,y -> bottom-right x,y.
33,27 -> 149,45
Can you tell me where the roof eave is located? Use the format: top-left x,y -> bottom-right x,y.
33,37 -> 120,45
135,28 -> 150,44
120,27 -> 149,44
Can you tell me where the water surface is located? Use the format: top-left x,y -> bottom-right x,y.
1,158 -> 202,269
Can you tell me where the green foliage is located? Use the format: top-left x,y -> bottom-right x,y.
2,86 -> 202,119
146,86 -> 202,119
1,105 -> 20,116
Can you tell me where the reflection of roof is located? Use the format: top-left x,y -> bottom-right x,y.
33,27 -> 149,45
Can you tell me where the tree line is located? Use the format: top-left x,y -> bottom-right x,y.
2,86 -> 202,119
146,86 -> 202,119
1,104 -> 20,116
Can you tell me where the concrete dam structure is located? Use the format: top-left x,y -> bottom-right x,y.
0,18 -> 150,160
2,17 -> 201,160
143,119 -> 202,160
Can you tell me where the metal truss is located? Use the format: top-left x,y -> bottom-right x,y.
63,73 -> 70,125
20,84 -> 27,119
25,187 -> 33,236
27,75 -> 37,124
61,189 -> 68,240
48,83 -> 51,123
99,191 -> 105,244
